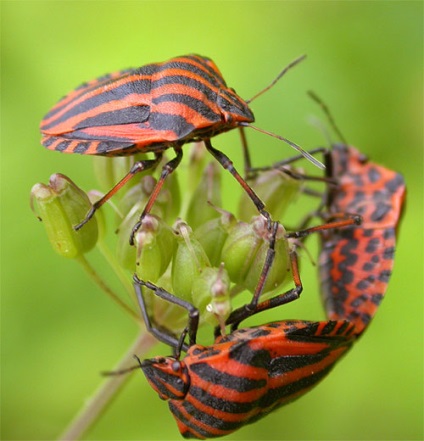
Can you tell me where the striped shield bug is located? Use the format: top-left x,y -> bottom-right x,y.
246,93 -> 406,336
40,54 -> 324,244
132,274 -> 356,439
302,92 -> 407,335
318,144 -> 406,335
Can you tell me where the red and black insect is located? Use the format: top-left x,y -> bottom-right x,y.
40,54 -> 321,243
319,143 -> 406,335
133,275 -> 356,440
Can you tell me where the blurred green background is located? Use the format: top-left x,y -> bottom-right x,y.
2,1 -> 423,440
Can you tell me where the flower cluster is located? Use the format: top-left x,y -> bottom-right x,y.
31,146 -> 306,337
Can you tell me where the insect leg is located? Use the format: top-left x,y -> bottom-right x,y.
204,139 -> 271,227
130,147 -> 183,245
286,213 -> 362,239
225,243 -> 303,331
133,274 -> 199,356
74,154 -> 163,231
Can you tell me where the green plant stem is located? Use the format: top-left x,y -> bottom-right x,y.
76,254 -> 139,322
96,237 -> 135,301
58,331 -> 157,441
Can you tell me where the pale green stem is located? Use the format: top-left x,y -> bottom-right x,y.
58,330 -> 157,441
96,238 -> 135,302
76,254 -> 139,322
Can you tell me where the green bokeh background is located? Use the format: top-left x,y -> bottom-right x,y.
2,1 -> 423,440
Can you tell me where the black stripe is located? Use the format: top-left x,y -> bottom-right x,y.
169,401 -> 241,438
188,384 -> 259,414
228,342 -> 272,368
190,362 -> 267,392
148,112 -> 195,139
73,142 -> 91,154
268,351 -> 333,376
152,74 -> 218,104
258,364 -> 334,410
179,400 -> 247,434
152,93 -> 220,123
74,105 -> 150,130
41,78 -> 151,131
158,59 -> 223,88
55,140 -> 71,152
185,55 -> 226,86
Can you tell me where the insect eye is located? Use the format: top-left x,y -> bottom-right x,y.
172,361 -> 181,372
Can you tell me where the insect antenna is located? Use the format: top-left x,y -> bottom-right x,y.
240,122 -> 325,170
307,90 -> 348,144
246,54 -> 307,104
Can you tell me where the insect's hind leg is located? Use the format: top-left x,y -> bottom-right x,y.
222,236 -> 303,333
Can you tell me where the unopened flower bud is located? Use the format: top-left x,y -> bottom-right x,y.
186,162 -> 222,230
31,173 -> 98,258
134,215 -> 176,282
222,216 -> 290,294
171,221 -> 211,302
193,209 -> 237,267
191,266 -> 231,331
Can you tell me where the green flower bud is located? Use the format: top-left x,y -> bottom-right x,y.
186,162 -> 222,230
238,169 -> 303,222
244,224 -> 290,295
171,220 -> 210,302
155,166 -> 181,224
222,216 -> 290,294
191,265 -> 231,331
193,209 -> 237,267
31,173 -> 98,258
134,215 -> 176,282
118,176 -> 161,220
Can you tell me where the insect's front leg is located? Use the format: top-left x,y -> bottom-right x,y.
133,274 -> 199,356
204,138 -> 272,229
74,154 -> 163,231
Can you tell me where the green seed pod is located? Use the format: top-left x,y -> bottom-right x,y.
193,209 -> 237,267
221,217 -> 265,286
238,168 -> 303,222
132,215 -> 176,281
222,216 -> 290,294
30,173 -> 98,258
191,265 -> 231,330
171,221 -> 210,302
118,175 -> 159,221
186,162 -> 222,230
243,223 -> 290,295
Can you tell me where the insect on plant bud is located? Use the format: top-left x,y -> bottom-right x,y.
185,162 -> 222,230
222,216 -> 290,294
30,173 -> 98,258
238,168 -> 304,222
